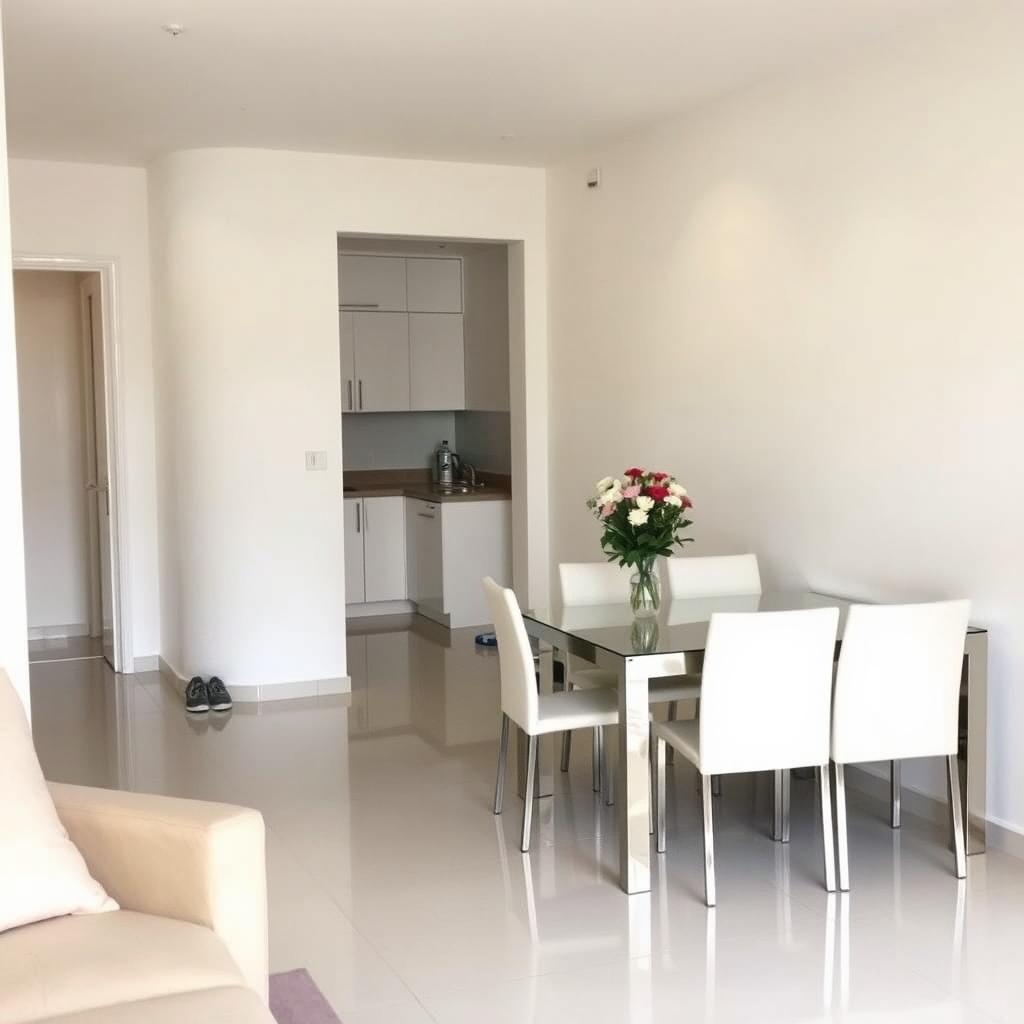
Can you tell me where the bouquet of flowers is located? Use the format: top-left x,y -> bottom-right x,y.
586,467 -> 694,615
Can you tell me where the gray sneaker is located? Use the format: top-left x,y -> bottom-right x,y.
185,676 -> 209,713
207,676 -> 233,711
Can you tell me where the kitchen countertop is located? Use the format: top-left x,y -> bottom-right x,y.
343,469 -> 511,504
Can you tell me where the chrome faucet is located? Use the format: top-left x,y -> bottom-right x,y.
461,462 -> 477,487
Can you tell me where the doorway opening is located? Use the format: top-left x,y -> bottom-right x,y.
13,261 -> 127,671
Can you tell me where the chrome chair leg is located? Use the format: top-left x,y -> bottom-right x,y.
819,763 -> 837,893
602,725 -> 614,806
493,713 -> 509,815
665,701 -> 677,764
701,773 -> 716,907
947,754 -> 967,879
648,724 -> 655,836
592,727 -> 602,792
834,762 -> 850,891
560,730 -> 571,773
521,734 -> 538,852
712,774 -> 722,798
656,737 -> 667,853
890,759 -> 901,828
771,769 -> 790,842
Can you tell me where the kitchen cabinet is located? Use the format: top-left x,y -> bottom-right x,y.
344,498 -> 365,603
339,255 -> 407,312
345,495 -> 407,603
341,311 -> 411,412
405,497 -> 511,627
406,257 -> 463,313
363,495 -> 407,603
409,313 -> 465,411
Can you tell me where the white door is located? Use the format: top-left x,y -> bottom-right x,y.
339,312 -> 357,412
339,255 -> 407,312
80,274 -> 117,668
353,312 -> 410,412
344,499 -> 366,603
406,257 -> 463,313
363,496 -> 407,602
409,313 -> 465,410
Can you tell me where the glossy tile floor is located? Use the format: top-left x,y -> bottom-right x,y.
29,634 -> 104,663
30,618 -> 1024,1023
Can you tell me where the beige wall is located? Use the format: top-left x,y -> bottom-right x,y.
8,160 -> 160,663
149,148 -> 547,690
14,270 -> 91,632
0,15 -> 30,711
547,1 -> 1024,837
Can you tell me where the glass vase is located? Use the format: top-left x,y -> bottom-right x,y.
631,617 -> 660,654
629,558 -> 661,618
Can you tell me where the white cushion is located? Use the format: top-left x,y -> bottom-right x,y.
535,688 -> 620,735
653,719 -> 702,769
0,669 -> 116,934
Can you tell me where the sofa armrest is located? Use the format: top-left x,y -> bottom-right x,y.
48,782 -> 268,1002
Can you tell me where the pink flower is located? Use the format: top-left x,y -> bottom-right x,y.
622,485 -> 641,498
600,503 -> 615,518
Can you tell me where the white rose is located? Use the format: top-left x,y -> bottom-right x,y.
668,482 -> 688,497
595,476 -> 613,494
635,496 -> 655,512
599,487 -> 622,506
627,508 -> 648,527
663,495 -> 682,507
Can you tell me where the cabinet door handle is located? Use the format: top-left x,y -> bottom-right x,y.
358,380 -> 364,410
340,302 -> 380,309
346,379 -> 353,411
355,503 -> 361,533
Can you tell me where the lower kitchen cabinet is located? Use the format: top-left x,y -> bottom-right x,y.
344,495 -> 407,604
405,497 -> 511,628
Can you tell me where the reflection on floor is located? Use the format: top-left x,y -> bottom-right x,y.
29,635 -> 104,664
30,616 -> 1024,1023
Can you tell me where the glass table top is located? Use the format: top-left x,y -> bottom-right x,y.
522,590 -> 984,659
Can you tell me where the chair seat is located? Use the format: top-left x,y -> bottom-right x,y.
652,718 -> 701,769
572,668 -> 702,704
534,688 -> 619,735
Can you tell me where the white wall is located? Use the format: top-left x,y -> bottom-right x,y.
0,14 -> 31,711
8,160 -> 160,662
547,2 -> 1024,837
14,270 -> 91,631
149,148 -> 547,690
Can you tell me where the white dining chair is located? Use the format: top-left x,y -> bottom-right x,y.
831,600 -> 971,890
663,553 -> 762,599
484,576 -> 621,853
654,607 -> 840,906
557,561 -> 701,799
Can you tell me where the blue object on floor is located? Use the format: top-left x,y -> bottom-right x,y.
475,632 -> 497,647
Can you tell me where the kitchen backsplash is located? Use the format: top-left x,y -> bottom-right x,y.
342,409 -> 511,474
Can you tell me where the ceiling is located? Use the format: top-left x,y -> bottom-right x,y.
3,0 -> 955,168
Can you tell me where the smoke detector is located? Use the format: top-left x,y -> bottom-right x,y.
161,23 -> 185,37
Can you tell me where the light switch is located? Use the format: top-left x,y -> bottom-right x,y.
305,450 -> 327,471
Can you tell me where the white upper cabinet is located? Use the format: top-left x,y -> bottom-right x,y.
339,255 -> 407,312
352,312 -> 410,411
406,257 -> 463,313
339,312 -> 357,412
409,314 -> 465,410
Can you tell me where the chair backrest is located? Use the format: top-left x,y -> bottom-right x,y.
664,553 -> 761,600
483,576 -> 538,732
832,600 -> 970,764
699,607 -> 839,775
558,561 -> 636,607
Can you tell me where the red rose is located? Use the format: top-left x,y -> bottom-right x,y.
624,467 -> 645,478
651,472 -> 668,481
644,485 -> 670,501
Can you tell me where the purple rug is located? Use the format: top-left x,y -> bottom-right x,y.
269,969 -> 342,1024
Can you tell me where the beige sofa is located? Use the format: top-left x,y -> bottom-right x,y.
0,782 -> 275,1024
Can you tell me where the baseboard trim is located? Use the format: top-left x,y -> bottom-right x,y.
132,655 -> 159,672
845,765 -> 1024,861
28,623 -> 90,640
157,657 -> 350,703
346,599 -> 416,619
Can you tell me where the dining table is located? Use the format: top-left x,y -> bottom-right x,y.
519,590 -> 988,896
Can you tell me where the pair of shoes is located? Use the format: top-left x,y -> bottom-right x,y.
185,676 -> 233,713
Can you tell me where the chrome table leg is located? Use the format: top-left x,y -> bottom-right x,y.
948,754 -> 967,879
593,727 -> 602,793
890,760 -> 902,829
962,631 -> 988,855
617,657 -> 651,894
834,762 -> 850,891
702,773 -> 716,907
656,736 -> 667,852
772,769 -> 791,842
819,763 -> 837,893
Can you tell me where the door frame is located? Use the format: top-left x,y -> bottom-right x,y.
13,254 -> 133,673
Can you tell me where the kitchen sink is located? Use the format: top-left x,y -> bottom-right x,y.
432,483 -> 472,495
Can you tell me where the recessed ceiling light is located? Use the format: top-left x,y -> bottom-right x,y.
161,23 -> 185,36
